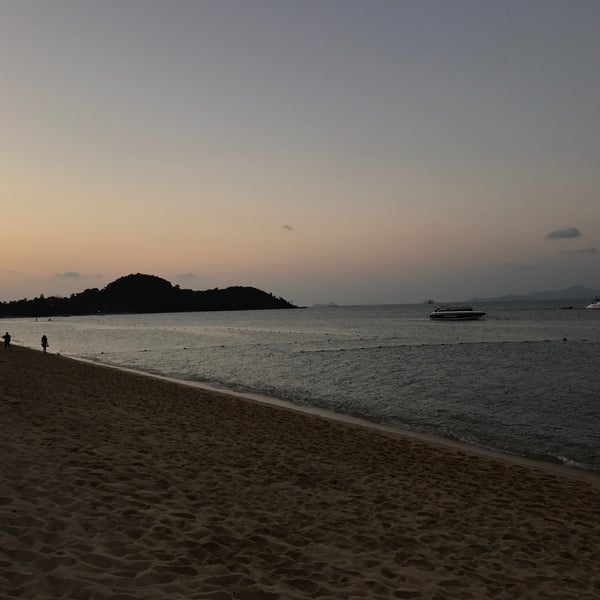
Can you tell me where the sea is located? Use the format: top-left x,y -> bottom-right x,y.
5,300 -> 600,473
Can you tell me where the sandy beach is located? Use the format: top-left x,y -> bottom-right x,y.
1,346 -> 599,599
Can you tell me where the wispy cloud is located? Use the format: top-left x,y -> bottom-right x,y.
174,272 -> 198,279
560,246 -> 597,255
282,224 -> 293,231
54,271 -> 83,279
545,227 -> 581,240
53,272 -> 101,279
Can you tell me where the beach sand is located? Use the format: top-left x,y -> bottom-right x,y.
1,346 -> 599,599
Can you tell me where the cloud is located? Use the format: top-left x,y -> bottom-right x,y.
559,247 -> 598,255
282,224 -> 293,231
174,272 -> 198,279
53,272 -> 101,279
545,227 -> 581,240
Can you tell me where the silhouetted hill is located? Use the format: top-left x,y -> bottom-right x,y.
0,273 -> 298,317
469,284 -> 600,302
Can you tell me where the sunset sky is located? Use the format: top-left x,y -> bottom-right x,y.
2,1 -> 599,305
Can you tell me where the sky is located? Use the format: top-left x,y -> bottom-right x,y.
1,0 -> 599,305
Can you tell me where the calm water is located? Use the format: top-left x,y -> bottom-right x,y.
6,301 -> 600,472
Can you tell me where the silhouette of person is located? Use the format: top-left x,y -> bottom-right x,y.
2,332 -> 11,349
41,335 -> 49,353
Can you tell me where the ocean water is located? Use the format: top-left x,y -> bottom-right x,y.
6,301 -> 600,473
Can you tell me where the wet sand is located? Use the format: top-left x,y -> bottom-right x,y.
1,345 -> 599,599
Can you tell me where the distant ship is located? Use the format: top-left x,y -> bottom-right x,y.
585,296 -> 600,309
429,306 -> 486,321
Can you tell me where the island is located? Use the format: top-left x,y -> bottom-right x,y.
0,273 -> 298,317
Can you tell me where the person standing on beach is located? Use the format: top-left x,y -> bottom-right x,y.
41,335 -> 49,353
2,332 -> 11,350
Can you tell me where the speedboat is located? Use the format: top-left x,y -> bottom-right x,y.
429,306 -> 486,320
585,296 -> 600,309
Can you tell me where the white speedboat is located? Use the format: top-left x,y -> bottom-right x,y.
585,296 -> 600,309
430,306 -> 486,320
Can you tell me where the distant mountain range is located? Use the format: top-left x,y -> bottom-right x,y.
468,284 -> 600,303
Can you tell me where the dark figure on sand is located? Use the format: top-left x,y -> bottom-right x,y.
2,332 -> 11,349
41,335 -> 49,353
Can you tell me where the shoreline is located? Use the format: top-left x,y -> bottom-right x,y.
5,311 -> 600,480
67,350 -> 600,486
2,345 -> 600,598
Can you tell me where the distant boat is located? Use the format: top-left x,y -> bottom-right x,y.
585,296 -> 600,309
430,306 -> 486,321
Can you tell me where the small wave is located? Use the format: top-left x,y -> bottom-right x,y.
555,455 -> 599,473
430,431 -> 600,474
508,449 -> 600,474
